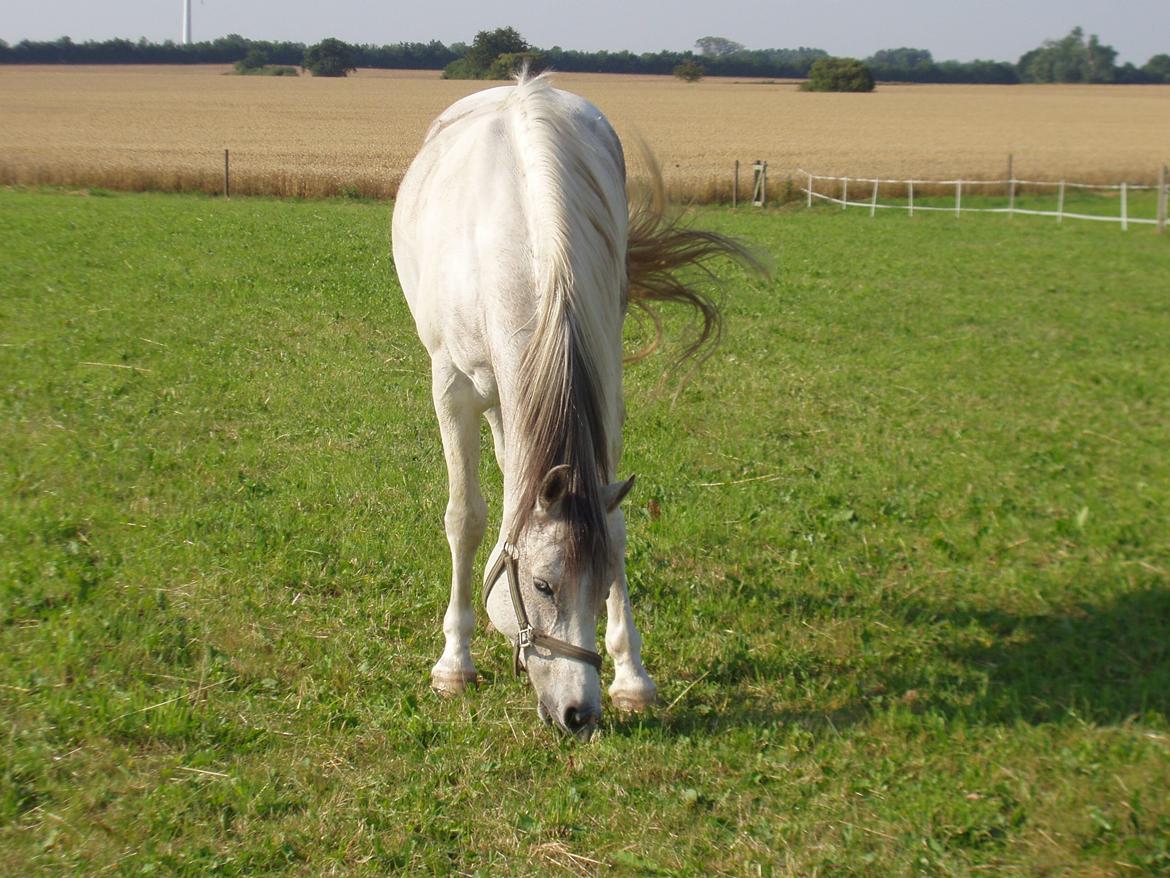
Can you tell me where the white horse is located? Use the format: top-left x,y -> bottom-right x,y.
392,73 -> 757,740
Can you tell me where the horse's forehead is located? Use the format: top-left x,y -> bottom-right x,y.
523,519 -> 569,567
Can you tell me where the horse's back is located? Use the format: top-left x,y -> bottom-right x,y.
391,77 -> 627,394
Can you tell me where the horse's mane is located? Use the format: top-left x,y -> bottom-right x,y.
506,73 -> 767,577
508,72 -> 626,578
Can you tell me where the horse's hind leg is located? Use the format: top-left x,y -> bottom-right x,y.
605,511 -> 658,712
430,363 -> 487,694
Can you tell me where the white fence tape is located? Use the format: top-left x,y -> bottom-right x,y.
798,169 -> 1166,229
804,187 -> 1159,225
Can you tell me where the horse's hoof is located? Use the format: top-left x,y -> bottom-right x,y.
431,668 -> 478,695
609,680 -> 658,713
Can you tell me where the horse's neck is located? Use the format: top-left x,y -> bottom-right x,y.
491,325 -> 622,537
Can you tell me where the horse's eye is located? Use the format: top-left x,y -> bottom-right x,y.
534,578 -> 553,597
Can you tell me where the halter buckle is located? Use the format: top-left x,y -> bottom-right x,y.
517,625 -> 535,650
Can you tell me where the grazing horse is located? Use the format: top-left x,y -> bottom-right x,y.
392,73 -> 758,740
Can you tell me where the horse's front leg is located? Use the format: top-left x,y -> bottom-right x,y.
430,365 -> 487,693
606,510 -> 658,712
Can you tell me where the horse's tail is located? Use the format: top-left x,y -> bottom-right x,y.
626,145 -> 769,367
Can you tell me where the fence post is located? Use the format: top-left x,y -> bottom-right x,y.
733,160 -> 739,209
1121,181 -> 1128,232
870,180 -> 879,217
807,171 -> 813,208
842,177 -> 848,210
908,181 -> 914,216
1057,179 -> 1065,224
223,148 -> 230,198
955,180 -> 962,218
1157,165 -> 1167,234
1007,153 -> 1014,218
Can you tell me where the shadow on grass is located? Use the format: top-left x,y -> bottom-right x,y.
923,585 -> 1170,725
607,586 -> 1170,738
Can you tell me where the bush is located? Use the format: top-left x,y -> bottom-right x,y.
234,48 -> 267,74
441,58 -> 472,80
233,47 -> 298,77
303,38 -> 355,77
673,59 -> 706,82
803,57 -> 875,92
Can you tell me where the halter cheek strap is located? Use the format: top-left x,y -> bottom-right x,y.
483,540 -> 604,676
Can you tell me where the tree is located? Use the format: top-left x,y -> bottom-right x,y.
802,57 -> 874,92
465,27 -> 528,74
303,38 -> 355,77
1143,53 -> 1170,83
443,27 -> 534,79
867,47 -> 934,80
487,51 -> 543,79
1018,27 -> 1117,83
694,36 -> 744,58
673,59 -> 706,82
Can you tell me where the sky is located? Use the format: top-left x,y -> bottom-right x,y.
3,0 -> 1167,66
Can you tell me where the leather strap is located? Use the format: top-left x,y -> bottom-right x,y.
484,540 -> 604,675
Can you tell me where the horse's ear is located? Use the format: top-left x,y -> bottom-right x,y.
603,474 -> 636,512
537,464 -> 573,513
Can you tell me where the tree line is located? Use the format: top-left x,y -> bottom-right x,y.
1,27 -> 1166,84
0,34 -> 458,70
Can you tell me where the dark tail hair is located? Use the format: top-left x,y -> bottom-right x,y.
626,144 -> 770,368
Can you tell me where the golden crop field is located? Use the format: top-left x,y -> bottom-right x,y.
1,64 -> 1167,201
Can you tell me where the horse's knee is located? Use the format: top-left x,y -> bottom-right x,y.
445,496 -> 487,544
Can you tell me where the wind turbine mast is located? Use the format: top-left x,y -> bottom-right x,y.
182,0 -> 192,45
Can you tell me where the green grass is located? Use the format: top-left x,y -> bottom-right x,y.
2,188 -> 1169,876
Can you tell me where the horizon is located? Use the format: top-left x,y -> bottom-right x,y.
1,1 -> 1167,67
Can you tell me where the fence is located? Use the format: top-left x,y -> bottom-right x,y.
796,166 -> 1169,232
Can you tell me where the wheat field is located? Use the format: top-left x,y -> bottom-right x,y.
1,64 -> 1167,200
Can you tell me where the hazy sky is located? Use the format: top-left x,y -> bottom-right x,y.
3,0 -> 1167,66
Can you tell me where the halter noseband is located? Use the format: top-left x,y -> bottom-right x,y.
483,540 -> 604,677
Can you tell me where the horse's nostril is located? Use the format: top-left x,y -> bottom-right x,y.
563,705 -> 595,734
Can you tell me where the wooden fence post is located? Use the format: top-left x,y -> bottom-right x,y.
908,181 -> 914,216
870,180 -> 879,217
842,177 -> 848,210
1157,165 -> 1168,234
807,171 -> 813,208
955,180 -> 962,217
224,149 -> 230,198
733,160 -> 739,208
1121,181 -> 1128,232
1057,179 -> 1065,224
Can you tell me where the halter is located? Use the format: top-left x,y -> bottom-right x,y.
483,540 -> 604,677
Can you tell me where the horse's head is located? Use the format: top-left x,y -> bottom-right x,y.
485,465 -> 635,742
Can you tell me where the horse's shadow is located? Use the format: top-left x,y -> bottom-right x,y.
609,584 -> 1170,737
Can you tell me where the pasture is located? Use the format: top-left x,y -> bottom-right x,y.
1,65 -> 1168,201
2,188 -> 1170,876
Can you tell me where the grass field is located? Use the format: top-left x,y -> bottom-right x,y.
1,65 -> 1169,201
2,188 -> 1170,876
